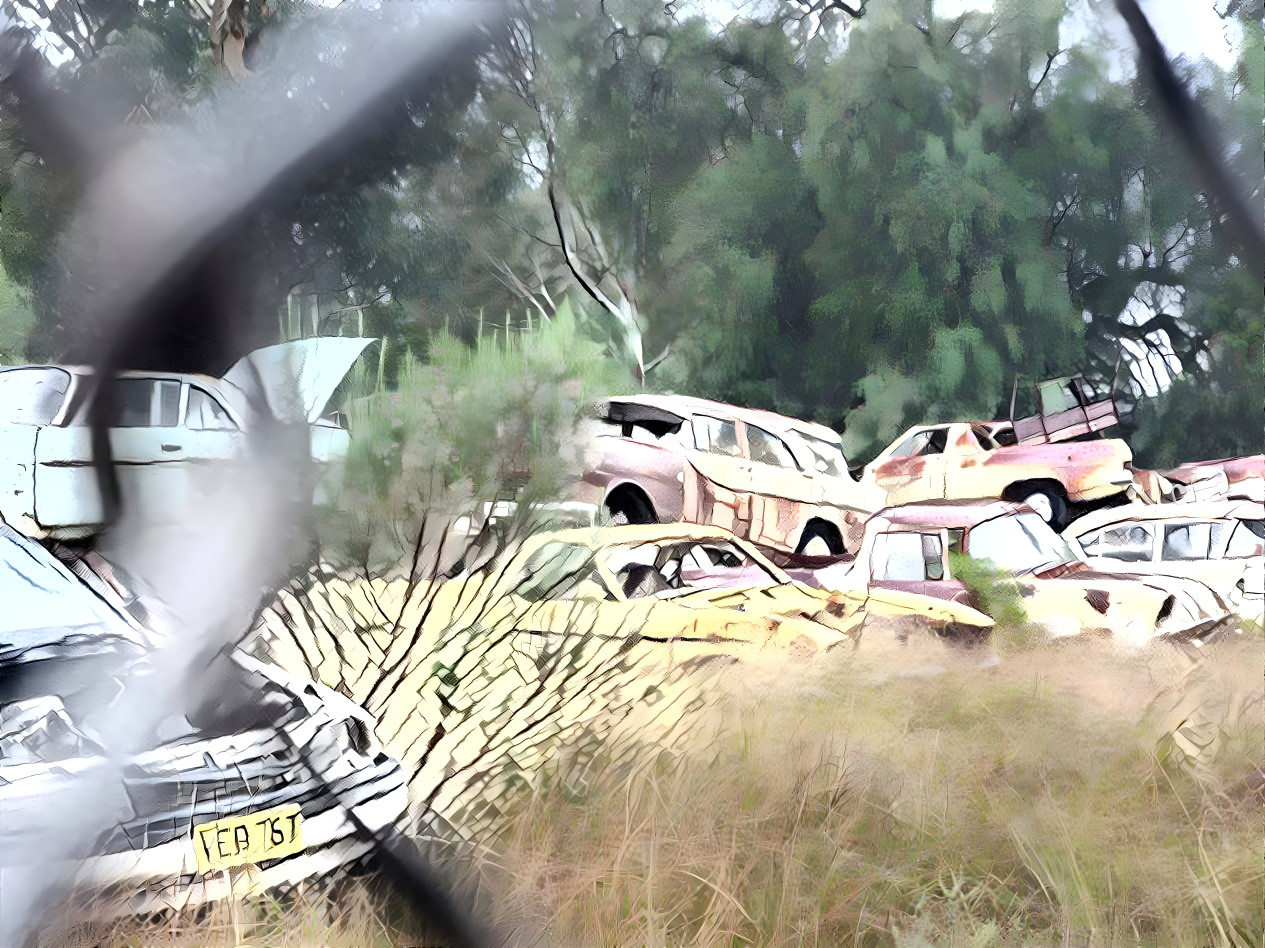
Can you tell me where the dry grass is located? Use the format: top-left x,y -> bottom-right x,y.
76,631 -> 1263,948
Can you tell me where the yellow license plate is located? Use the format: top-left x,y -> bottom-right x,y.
193,803 -> 304,874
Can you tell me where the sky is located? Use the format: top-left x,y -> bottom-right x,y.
934,0 -> 1247,73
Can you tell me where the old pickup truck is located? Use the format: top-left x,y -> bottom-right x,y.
861,422 -> 1135,526
1002,374 -> 1121,446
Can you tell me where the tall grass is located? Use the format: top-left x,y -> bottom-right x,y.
83,631 -> 1262,948
482,634 -> 1264,947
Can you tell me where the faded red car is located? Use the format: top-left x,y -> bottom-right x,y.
829,499 -> 1235,647
573,395 -> 884,555
860,422 -> 1135,526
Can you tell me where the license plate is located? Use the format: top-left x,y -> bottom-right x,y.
193,803 -> 304,874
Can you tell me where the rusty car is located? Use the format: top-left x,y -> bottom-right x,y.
0,521 -> 408,915
1002,374 -> 1121,446
824,499 -> 1235,648
1064,500 -> 1264,614
860,421 -> 1135,526
573,395 -> 884,554
0,338 -> 374,539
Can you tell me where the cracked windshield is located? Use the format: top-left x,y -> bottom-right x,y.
0,0 -> 1260,946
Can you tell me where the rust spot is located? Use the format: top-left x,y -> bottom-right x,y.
1085,588 -> 1110,614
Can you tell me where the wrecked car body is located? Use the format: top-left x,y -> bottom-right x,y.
1065,500 -> 1264,613
0,337 -> 374,538
0,522 -> 407,914
1004,374 -> 1121,445
574,394 -> 883,555
833,500 -> 1236,648
861,422 -> 1135,526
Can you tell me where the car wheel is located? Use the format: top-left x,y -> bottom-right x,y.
1018,487 -> 1066,527
605,489 -> 656,525
795,522 -> 844,556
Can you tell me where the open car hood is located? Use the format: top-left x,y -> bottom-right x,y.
223,337 -> 376,425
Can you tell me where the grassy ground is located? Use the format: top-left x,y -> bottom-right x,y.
65,631 -> 1263,948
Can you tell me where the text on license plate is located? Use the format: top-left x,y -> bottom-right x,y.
193,803 -> 304,874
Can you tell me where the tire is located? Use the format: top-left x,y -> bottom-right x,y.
795,522 -> 844,556
1017,486 -> 1066,528
604,488 -> 656,525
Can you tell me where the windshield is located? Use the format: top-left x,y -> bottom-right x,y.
603,539 -> 782,598
510,542 -> 609,601
968,513 -> 1076,575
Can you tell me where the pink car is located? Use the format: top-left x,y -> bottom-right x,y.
573,395 -> 883,555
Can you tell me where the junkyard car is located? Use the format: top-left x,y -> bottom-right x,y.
0,337 -> 374,538
1159,455 -> 1265,504
1065,500 -> 1264,613
831,500 -> 1235,647
1003,374 -> 1121,445
575,394 -> 884,555
419,523 -> 994,662
0,522 -> 407,913
861,422 -> 1135,526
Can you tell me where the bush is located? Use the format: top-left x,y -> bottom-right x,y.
318,299 -> 627,574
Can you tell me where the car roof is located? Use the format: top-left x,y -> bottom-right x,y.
600,394 -> 842,444
1066,499 -> 1265,537
871,498 -> 1029,529
2,363 -> 227,387
526,521 -> 764,547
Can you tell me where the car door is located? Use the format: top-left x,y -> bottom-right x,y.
742,422 -> 815,548
181,384 -> 249,510
0,367 -> 74,529
686,416 -> 752,537
34,377 -> 187,531
872,428 -> 950,503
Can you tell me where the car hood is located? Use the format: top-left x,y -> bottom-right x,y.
223,337 -> 376,425
1,525 -> 149,668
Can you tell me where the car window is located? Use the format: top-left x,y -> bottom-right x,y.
605,539 -> 779,597
1161,522 -> 1224,561
0,368 -> 72,426
869,533 -> 938,582
968,513 -> 1075,574
1079,523 -> 1155,563
971,426 -> 997,450
1039,381 -> 1079,414
745,424 -> 797,468
991,426 -> 1018,447
186,387 -> 238,431
693,416 -> 741,457
798,434 -> 846,477
511,542 -> 608,602
890,430 -> 931,458
1225,519 -> 1265,558
112,378 -> 181,427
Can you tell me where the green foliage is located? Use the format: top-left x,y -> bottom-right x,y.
949,552 -> 1045,654
0,260 -> 34,364
1,0 -> 1258,460
323,299 -> 626,571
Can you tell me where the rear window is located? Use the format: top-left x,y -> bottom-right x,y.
0,368 -> 71,426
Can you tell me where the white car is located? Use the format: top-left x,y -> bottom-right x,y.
0,338 -> 374,538
0,521 -> 407,916
1065,500 -> 1265,614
